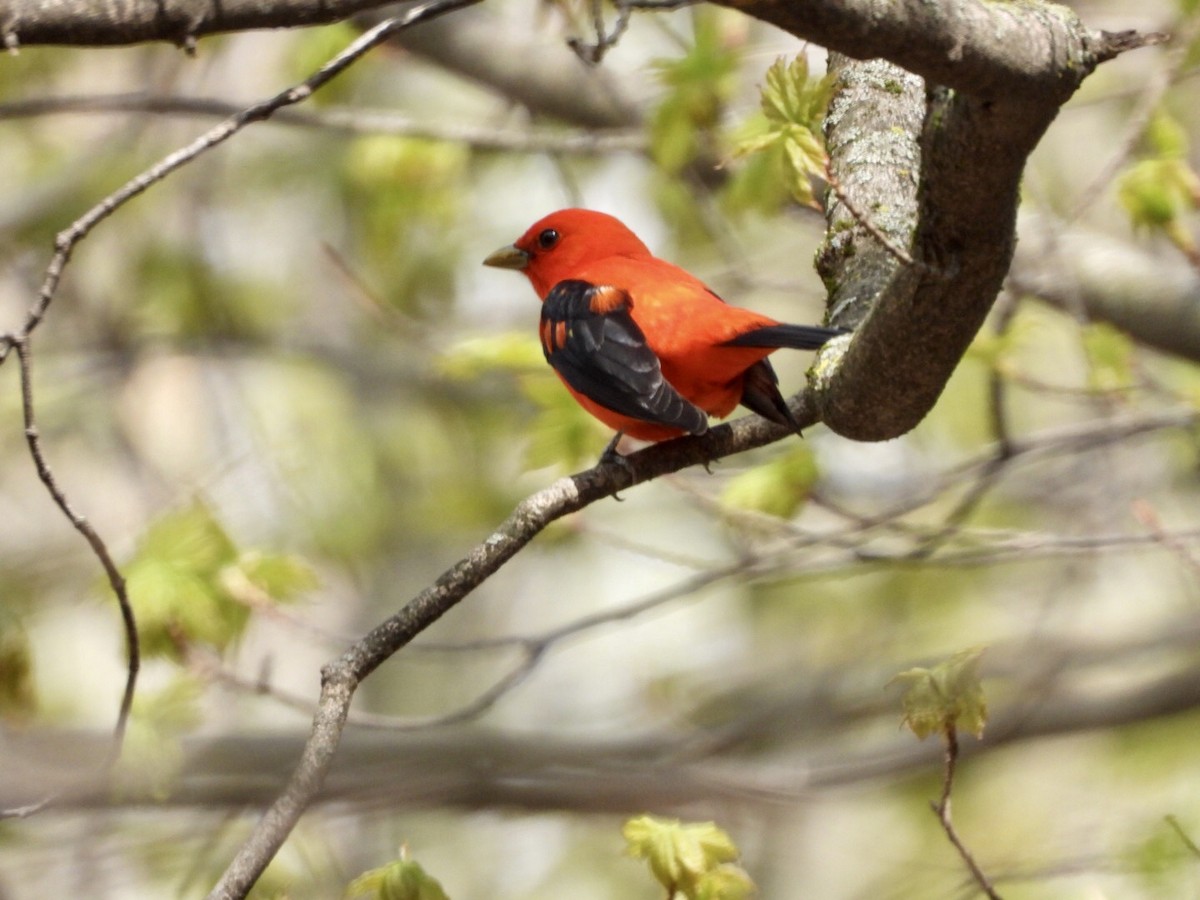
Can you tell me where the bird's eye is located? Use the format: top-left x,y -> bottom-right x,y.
537,228 -> 560,250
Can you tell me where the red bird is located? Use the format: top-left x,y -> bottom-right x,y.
484,209 -> 845,446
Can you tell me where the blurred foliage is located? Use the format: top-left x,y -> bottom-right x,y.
1082,321 -> 1137,391
132,243 -> 292,341
893,647 -> 988,741
124,501 -> 314,658
439,332 -> 607,469
623,815 -> 755,900
0,615 -> 36,721
649,10 -> 740,176
341,136 -> 467,315
1118,109 -> 1200,260
2,3 -> 1200,899
115,675 -> 204,798
720,444 -> 818,518
346,849 -> 450,900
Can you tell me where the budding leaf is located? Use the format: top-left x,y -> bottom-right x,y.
733,55 -> 833,209
892,647 -> 988,740
695,863 -> 757,900
624,815 -> 741,896
345,859 -> 450,900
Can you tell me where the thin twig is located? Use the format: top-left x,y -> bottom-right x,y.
0,0 -> 485,830
0,337 -> 140,819
0,0 -> 483,367
910,292 -> 1020,558
1070,18 -> 1198,222
1165,815 -> 1200,859
0,92 -> 646,154
825,164 -> 917,267
1132,499 -> 1200,582
566,0 -> 695,64
931,726 -> 1003,900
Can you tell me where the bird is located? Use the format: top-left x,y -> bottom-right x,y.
483,208 -> 846,450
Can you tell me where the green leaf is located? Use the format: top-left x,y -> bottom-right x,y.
760,55 -> 834,132
624,815 -> 741,895
137,500 -> 238,576
223,552 -> 319,606
735,55 -> 833,209
126,558 -> 240,658
1146,109 -> 1190,159
1118,158 -> 1200,230
345,858 -> 450,900
721,446 -> 819,518
695,864 -> 757,900
125,501 -> 315,658
891,647 -> 988,740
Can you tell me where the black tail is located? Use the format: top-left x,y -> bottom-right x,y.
724,323 -> 847,350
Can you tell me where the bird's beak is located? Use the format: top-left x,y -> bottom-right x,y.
483,244 -> 530,270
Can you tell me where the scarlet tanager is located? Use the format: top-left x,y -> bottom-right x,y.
484,208 -> 845,445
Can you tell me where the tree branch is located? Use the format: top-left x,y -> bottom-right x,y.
1,0 -> 399,48
205,403 -> 815,898
744,3 -> 1161,441
0,92 -> 646,154
1012,213 -> 1200,363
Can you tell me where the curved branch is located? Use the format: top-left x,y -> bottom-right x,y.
751,4 -> 1161,441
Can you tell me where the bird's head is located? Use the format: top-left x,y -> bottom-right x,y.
483,208 -> 652,299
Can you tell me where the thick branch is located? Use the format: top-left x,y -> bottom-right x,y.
768,4 -> 1151,440
1,0 -> 398,47
1012,214 -> 1200,362
381,7 -> 642,129
717,0 -> 1152,100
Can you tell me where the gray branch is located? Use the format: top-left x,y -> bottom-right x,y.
780,4 -> 1159,440
1,0 -> 398,47
1013,213 -> 1200,362
6,635 -> 1199,812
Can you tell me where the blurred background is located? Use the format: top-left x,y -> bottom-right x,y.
2,0 -> 1200,896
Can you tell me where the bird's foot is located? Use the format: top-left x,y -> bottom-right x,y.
598,431 -> 635,500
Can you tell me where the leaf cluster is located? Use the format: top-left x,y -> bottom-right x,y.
123,501 -> 316,659
345,853 -> 450,900
1117,110 -> 1200,259
623,815 -> 756,899
733,56 -> 834,209
892,647 -> 988,741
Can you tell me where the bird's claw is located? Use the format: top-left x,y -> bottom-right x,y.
598,431 -> 635,500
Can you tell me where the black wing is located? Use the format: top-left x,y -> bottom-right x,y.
540,280 -> 708,435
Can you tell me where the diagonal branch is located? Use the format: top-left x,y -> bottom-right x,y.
205,401 -> 814,898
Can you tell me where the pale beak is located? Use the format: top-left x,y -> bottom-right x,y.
483,244 -> 531,270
